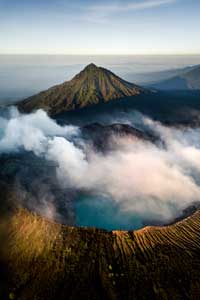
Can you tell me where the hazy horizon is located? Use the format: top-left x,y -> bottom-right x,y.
1,53 -> 200,56
0,54 -> 199,104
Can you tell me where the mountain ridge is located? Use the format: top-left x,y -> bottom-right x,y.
2,207 -> 200,300
18,63 -> 151,115
151,64 -> 200,90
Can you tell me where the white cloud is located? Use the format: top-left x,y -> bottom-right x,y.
1,107 -> 200,223
85,0 -> 177,23
0,107 -> 79,155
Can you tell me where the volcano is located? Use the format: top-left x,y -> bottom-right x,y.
18,63 -> 151,115
2,206 -> 200,300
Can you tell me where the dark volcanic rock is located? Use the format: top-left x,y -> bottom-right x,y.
0,153 -> 75,225
82,123 -> 158,151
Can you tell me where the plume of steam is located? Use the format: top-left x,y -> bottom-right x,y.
1,107 -> 200,223
0,107 -> 79,155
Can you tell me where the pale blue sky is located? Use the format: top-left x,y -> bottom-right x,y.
0,0 -> 200,54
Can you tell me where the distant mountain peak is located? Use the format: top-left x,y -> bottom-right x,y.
18,64 -> 151,115
84,63 -> 98,71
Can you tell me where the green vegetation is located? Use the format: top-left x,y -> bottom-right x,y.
18,64 -> 150,115
1,208 -> 200,300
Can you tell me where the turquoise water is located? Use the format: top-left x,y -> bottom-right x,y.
75,194 -> 143,231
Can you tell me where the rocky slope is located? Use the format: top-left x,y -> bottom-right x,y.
152,65 -> 200,90
82,122 -> 158,151
1,205 -> 200,300
18,64 -> 150,115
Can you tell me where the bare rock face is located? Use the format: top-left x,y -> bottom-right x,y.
81,122 -> 158,151
1,207 -> 200,300
18,64 -> 150,115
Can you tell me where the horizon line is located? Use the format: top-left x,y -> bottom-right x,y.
0,53 -> 200,56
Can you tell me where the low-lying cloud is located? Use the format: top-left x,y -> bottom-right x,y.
1,107 -> 200,224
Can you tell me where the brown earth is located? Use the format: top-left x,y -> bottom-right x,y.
1,207 -> 200,300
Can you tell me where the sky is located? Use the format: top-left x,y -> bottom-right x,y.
0,0 -> 200,55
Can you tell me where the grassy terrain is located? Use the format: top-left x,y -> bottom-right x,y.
18,64 -> 149,115
1,207 -> 200,300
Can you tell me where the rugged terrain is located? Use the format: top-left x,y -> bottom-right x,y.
1,206 -> 200,300
82,122 -> 158,151
1,119 -> 200,299
0,119 -> 200,299
18,64 -> 150,115
2,65 -> 200,299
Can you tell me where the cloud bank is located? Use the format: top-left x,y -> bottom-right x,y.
0,107 -> 200,224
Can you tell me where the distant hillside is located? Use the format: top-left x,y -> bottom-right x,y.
151,64 -> 200,90
2,207 -> 200,300
123,65 -> 195,86
18,64 -> 151,115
